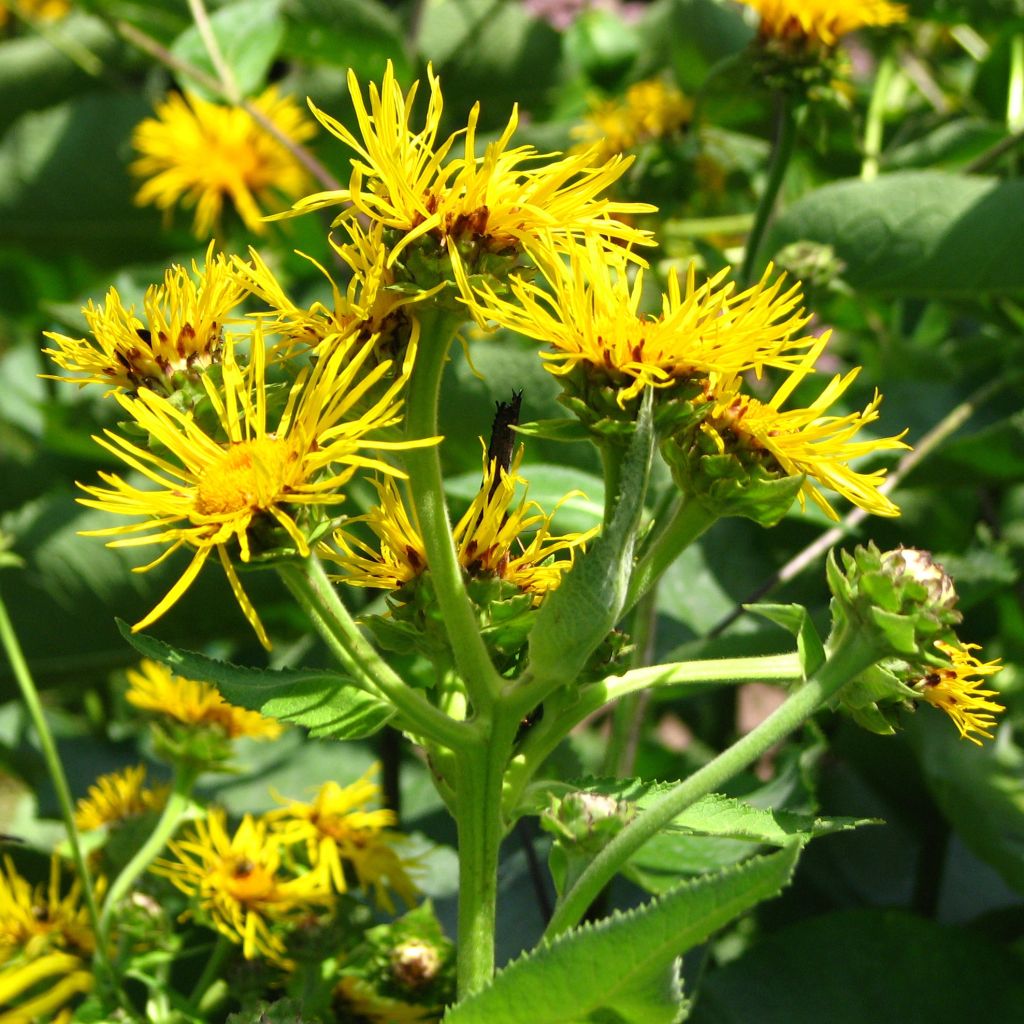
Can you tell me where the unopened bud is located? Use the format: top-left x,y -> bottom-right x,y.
880,547 -> 957,611
390,939 -> 441,990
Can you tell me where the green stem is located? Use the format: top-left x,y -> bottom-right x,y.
625,497 -> 717,614
862,52 -> 897,181
1009,33 -> 1024,133
452,716 -> 517,998
278,557 -> 467,750
740,91 -> 797,287
599,441 -> 625,526
0,588 -> 109,977
504,651 -> 802,818
189,934 -> 233,1009
99,764 -> 197,943
543,631 -> 879,938
403,310 -> 503,712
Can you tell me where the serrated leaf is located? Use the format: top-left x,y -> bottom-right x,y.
528,392 -> 654,684
745,603 -> 825,676
443,844 -> 803,1024
170,0 -> 285,100
117,621 -> 395,739
767,171 -> 1024,298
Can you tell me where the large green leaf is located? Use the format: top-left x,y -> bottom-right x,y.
690,909 -> 1024,1024
767,172 -> 1024,299
444,844 -> 802,1024
117,621 -> 395,739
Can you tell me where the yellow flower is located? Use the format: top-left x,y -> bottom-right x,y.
43,243 -> 244,394
742,0 -> 907,47
74,764 -> 170,831
332,447 -> 594,598
696,334 -> 909,519
234,219 -> 437,357
285,60 -> 654,308
0,856 -> 97,1024
267,767 -> 419,914
471,242 -> 817,405
0,0 -> 70,26
77,326 -> 426,648
152,808 -> 333,963
125,660 -> 282,740
131,86 -> 316,238
333,976 -> 437,1024
915,641 -> 1004,746
571,79 -> 694,163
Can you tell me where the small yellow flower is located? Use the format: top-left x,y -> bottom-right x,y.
0,855 -> 98,1023
471,242 -> 817,406
74,764 -> 171,831
77,326 -> 428,648
267,767 -> 418,914
131,86 -> 316,238
125,660 -> 282,740
915,641 -> 1004,746
43,243 -> 244,394
152,808 -> 333,963
332,447 -> 594,598
285,61 -> 654,308
695,334 -> 909,519
0,0 -> 70,26
571,79 -> 694,163
741,0 -> 907,47
333,976 -> 437,1024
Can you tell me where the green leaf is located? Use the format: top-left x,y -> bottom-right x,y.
443,844 -> 803,1024
528,392 -> 655,684
116,621 -> 395,739
511,419 -> 593,444
745,603 -> 825,676
690,909 -> 1024,1024
767,172 -> 1024,299
170,0 -> 286,100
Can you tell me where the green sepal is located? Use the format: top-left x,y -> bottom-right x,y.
528,390 -> 654,685
117,621 -> 396,739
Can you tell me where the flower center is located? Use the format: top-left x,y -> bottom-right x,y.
194,437 -> 297,517
221,856 -> 277,903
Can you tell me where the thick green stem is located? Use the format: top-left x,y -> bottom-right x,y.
190,934 -> 233,1010
99,764 -> 197,942
543,631 -> 879,938
278,557 -> 467,750
0,589 -> 110,977
740,91 -> 797,287
453,717 -> 517,998
625,497 -> 717,614
403,310 -> 503,711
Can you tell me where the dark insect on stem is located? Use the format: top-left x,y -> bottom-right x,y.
486,390 -> 523,496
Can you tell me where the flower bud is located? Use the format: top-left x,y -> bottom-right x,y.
541,791 -> 637,855
390,938 -> 442,990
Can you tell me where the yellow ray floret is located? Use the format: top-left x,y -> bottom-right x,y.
471,243 -> 817,405
284,60 -> 654,305
152,808 -> 333,963
267,766 -> 420,914
332,446 -> 594,598
77,327 -> 432,648
125,659 -> 282,740
74,763 -> 171,831
742,0 -> 907,47
698,334 -> 910,519
131,86 -> 316,238
915,641 -> 1004,746
43,243 -> 245,394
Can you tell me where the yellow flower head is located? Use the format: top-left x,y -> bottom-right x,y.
742,0 -> 907,47
333,976 -> 437,1024
0,0 -> 70,26
131,86 -> 316,238
915,641 -> 1004,746
43,244 -> 245,394
74,764 -> 171,831
235,219 -> 435,358
471,243 -> 817,406
126,660 -> 282,740
268,767 -> 419,914
695,334 -> 909,519
333,447 -> 594,599
285,60 -> 654,309
152,808 -> 333,963
571,79 -> 694,163
77,326 -> 427,648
